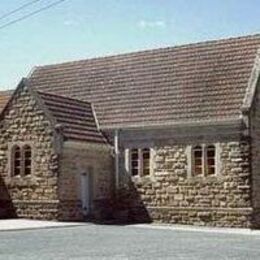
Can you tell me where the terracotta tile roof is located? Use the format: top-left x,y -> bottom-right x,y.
37,91 -> 107,144
0,90 -> 13,111
29,34 -> 260,129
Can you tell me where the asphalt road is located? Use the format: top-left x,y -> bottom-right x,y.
0,224 -> 260,260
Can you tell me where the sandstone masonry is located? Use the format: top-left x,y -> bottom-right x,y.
0,85 -> 59,219
117,140 -> 253,228
58,141 -> 114,221
0,83 -> 114,221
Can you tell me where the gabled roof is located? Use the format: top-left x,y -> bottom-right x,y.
27,34 -> 260,129
37,91 -> 107,143
0,80 -> 107,144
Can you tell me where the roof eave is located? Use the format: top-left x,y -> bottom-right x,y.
241,48 -> 260,113
100,117 -> 243,131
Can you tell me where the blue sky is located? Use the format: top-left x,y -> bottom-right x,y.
0,0 -> 260,90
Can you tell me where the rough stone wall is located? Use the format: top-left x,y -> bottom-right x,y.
250,80 -> 260,228
0,85 -> 59,220
58,142 -> 114,221
118,140 -> 252,227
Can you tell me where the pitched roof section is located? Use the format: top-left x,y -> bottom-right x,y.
0,90 -> 13,111
29,34 -> 260,129
37,91 -> 107,144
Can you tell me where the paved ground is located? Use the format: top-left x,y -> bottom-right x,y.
0,222 -> 260,259
0,219 -> 83,231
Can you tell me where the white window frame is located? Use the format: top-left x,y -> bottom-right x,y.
8,142 -> 34,177
125,148 -> 153,177
186,143 -> 221,177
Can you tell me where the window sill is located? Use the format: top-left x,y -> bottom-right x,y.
5,175 -> 36,187
131,174 -> 154,183
187,174 -> 221,182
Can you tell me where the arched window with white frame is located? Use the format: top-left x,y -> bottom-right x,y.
193,145 -> 203,176
130,149 -> 139,176
10,143 -> 32,177
23,144 -> 32,176
12,145 -> 21,176
128,148 -> 151,177
191,144 -> 218,177
206,145 -> 215,176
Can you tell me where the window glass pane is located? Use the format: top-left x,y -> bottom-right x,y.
15,160 -> 21,167
143,161 -> 149,168
25,151 -> 31,158
207,150 -> 215,157
142,148 -> 150,176
14,167 -> 21,176
132,169 -> 138,176
195,166 -> 202,175
132,161 -> 138,167
193,146 -> 203,176
24,167 -> 31,176
143,169 -> 150,176
206,145 -> 215,175
195,158 -> 202,164
143,148 -> 150,159
131,149 -> 138,159
208,166 -> 215,175
194,150 -> 202,157
24,145 -> 32,175
131,149 -> 139,176
207,158 -> 215,165
13,146 -> 21,176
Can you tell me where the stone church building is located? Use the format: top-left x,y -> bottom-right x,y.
1,34 -> 260,228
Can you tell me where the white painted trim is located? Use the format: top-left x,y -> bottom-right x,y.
242,49 -> 260,112
125,149 -> 130,174
26,66 -> 37,78
215,143 -> 222,176
137,151 -> 140,177
202,143 -> 206,176
114,130 -> 120,189
91,104 -> 100,131
150,148 -> 156,179
8,141 -> 34,178
63,140 -> 111,151
186,146 -> 192,178
189,143 -> 220,178
126,147 -> 153,179
101,118 -> 242,131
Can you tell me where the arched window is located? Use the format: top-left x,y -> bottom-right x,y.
193,145 -> 203,176
129,148 -> 151,176
13,146 -> 21,176
131,149 -> 139,176
206,145 -> 215,175
11,144 -> 32,177
191,144 -> 217,177
142,148 -> 150,176
23,145 -> 32,175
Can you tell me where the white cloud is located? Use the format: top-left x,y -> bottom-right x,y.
138,20 -> 166,29
63,19 -> 79,27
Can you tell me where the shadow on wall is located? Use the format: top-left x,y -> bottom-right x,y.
78,181 -> 152,224
0,176 -> 16,219
113,176 -> 152,224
